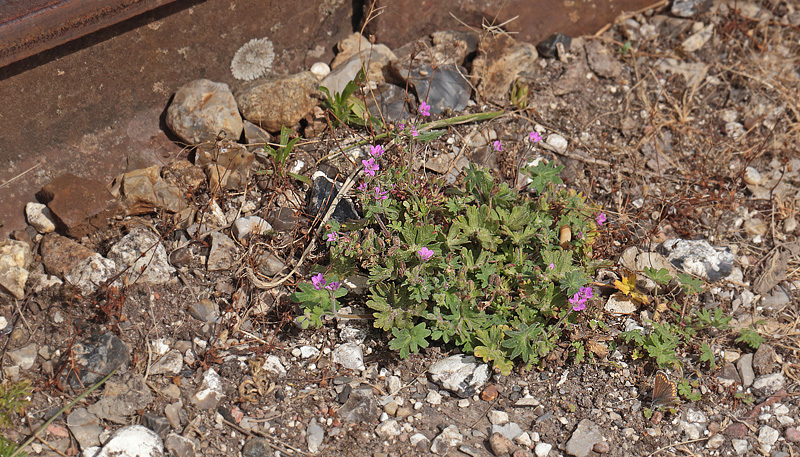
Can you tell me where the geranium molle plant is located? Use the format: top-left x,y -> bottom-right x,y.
293,127 -> 602,374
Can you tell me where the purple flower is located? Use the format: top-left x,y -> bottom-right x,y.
362,158 -> 379,177
492,140 -> 503,152
410,126 -> 419,137
570,286 -> 594,312
417,247 -> 434,261
548,263 -> 555,270
311,273 -> 326,290
357,182 -> 368,192
325,282 -> 341,291
398,121 -> 405,131
326,232 -> 339,242
596,212 -> 606,226
419,101 -> 431,117
529,131 -> 542,143
374,186 -> 389,201
370,144 -> 384,158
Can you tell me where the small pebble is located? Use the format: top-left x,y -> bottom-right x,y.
481,384 -> 499,401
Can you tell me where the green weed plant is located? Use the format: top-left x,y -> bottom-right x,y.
292,112 -> 604,374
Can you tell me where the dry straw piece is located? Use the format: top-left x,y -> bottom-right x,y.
231,37 -> 275,81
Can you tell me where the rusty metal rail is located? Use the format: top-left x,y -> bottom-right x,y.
0,0 -> 177,68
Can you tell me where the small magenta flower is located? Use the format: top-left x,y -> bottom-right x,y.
548,263 -> 555,270
326,232 -> 339,242
362,158 -> 379,176
529,131 -> 542,143
570,295 -> 586,312
325,281 -> 341,291
492,140 -> 503,152
579,286 -> 594,300
410,126 -> 419,137
311,273 -> 326,290
398,121 -> 405,130
419,101 -> 431,117
417,247 -> 434,261
357,182 -> 368,192
374,186 -> 388,201
370,144 -> 384,158
596,212 -> 607,226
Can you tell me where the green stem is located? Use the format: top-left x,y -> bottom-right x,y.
11,368 -> 118,457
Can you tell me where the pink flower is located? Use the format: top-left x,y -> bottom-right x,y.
410,126 -> 419,137
374,186 -> 388,201
569,286 -> 594,311
325,282 -> 341,291
326,232 -> 339,242
370,144 -> 384,158
417,247 -> 434,261
311,273 -> 326,290
492,140 -> 503,152
529,131 -> 542,143
596,212 -> 606,226
419,101 -> 431,117
548,263 -> 555,270
357,182 -> 368,192
398,122 -> 405,131
362,158 -> 379,176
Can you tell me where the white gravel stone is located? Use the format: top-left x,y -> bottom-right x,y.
332,343 -> 365,370
544,133 -> 568,153
25,202 -> 56,233
514,431 -> 532,448
375,419 -> 401,439
94,425 -> 163,457
426,390 -> 443,405
758,425 -> 779,451
488,410 -> 509,425
534,442 -> 552,457
732,438 -> 750,455
310,62 -> 331,79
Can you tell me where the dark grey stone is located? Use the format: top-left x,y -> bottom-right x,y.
309,171 -> 360,222
62,333 -> 129,389
536,33 -> 572,59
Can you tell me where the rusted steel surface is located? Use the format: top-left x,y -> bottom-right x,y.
0,0 -> 176,68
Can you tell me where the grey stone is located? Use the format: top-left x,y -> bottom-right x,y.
408,63 -> 472,114
365,83 -> 409,122
262,354 -> 286,376
232,216 -> 272,241
409,433 -> 430,451
387,376 -> 402,395
187,299 -> 220,323
752,373 -> 786,396
717,364 -> 741,386
164,401 -> 183,430
736,353 -> 755,387
192,368 -> 224,410
731,438 -> 749,455
309,171 -> 360,222
658,238 -> 734,282
149,350 -> 183,376
752,343 -> 777,375
604,295 -> 637,314
306,419 -> 325,453
585,40 -> 622,79
375,419 -> 401,439
428,354 -> 489,398
206,232 -> 237,271
8,343 -> 37,369
492,422 -> 524,440
488,410 -> 509,425
166,79 -> 242,145
762,290 -> 790,310
242,437 -> 270,457
566,419 -> 603,457
0,239 -> 32,299
107,227 -> 175,286
95,425 -> 164,457
757,425 -> 779,451
671,0 -> 714,17
332,343 -> 364,370
67,407 -> 102,449
164,433 -> 196,457
63,333 -> 129,389
25,202 -> 56,234
64,253 -> 119,294
338,385 -> 380,423
88,372 -> 154,424
431,425 -> 463,455
142,413 -> 171,437
236,71 -> 320,132
322,44 -> 395,97
536,33 -> 572,59
243,120 -> 272,151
